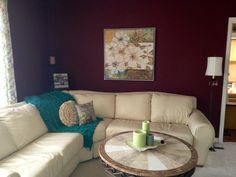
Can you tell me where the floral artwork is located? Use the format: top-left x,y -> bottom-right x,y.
104,27 -> 156,81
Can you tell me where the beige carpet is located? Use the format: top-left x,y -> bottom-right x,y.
71,142 -> 236,177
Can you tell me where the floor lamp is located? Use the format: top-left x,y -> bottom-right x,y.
205,56 -> 223,149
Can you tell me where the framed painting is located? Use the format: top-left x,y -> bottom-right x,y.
53,73 -> 69,89
104,27 -> 156,81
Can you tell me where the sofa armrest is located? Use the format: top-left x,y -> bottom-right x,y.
0,168 -> 20,177
188,109 -> 215,166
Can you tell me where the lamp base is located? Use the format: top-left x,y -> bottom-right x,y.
213,142 -> 224,150
209,79 -> 218,86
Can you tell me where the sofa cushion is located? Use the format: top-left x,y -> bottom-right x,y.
106,119 -> 142,137
76,101 -> 96,125
115,93 -> 151,120
150,122 -> 193,145
93,118 -> 113,142
59,100 -> 79,126
0,104 -> 48,149
0,123 -> 17,160
151,93 -> 196,124
0,147 -> 63,177
27,133 -> 83,166
72,93 -> 115,118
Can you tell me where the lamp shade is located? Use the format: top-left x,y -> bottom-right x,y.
205,57 -> 223,78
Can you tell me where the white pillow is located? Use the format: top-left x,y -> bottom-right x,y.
151,93 -> 196,124
73,93 -> 115,118
115,93 -> 151,120
0,104 -> 48,149
0,123 -> 17,160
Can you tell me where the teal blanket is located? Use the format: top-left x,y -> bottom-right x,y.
25,91 -> 102,149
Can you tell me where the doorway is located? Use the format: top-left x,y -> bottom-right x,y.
224,35 -> 236,142
219,18 -> 236,144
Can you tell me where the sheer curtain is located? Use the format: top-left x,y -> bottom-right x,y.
0,0 -> 17,107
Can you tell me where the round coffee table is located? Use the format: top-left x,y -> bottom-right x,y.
99,131 -> 198,177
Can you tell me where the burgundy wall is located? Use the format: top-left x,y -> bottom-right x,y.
8,0 -> 50,101
48,0 -> 235,135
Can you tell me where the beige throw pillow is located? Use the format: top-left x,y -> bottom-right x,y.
151,93 -> 196,124
115,93 -> 151,120
59,100 -> 79,126
73,93 -> 116,118
76,101 -> 96,125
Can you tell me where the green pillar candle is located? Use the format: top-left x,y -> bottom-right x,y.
133,129 -> 146,147
142,120 -> 150,132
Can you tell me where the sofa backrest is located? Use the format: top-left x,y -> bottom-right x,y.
69,90 -> 116,118
0,123 -> 17,160
68,90 -> 196,124
115,93 -> 151,121
0,104 -> 48,150
151,92 -> 196,124
69,90 -> 152,120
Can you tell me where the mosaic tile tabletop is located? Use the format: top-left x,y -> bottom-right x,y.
104,132 -> 192,171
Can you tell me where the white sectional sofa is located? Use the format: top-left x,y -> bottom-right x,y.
0,90 -> 215,177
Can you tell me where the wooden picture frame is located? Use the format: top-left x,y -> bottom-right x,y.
104,27 -> 156,81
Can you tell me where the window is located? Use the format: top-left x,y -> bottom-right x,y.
0,0 -> 17,107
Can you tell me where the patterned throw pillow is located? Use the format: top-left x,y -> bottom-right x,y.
59,100 -> 79,126
76,101 -> 96,125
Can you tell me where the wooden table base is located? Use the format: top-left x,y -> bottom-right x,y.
99,132 -> 197,177
100,159 -> 138,177
100,159 -> 195,177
